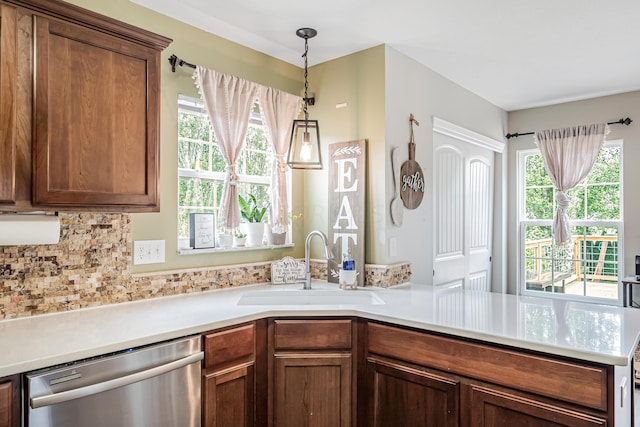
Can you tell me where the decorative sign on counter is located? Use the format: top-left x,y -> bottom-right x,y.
328,140 -> 366,287
189,213 -> 215,249
271,256 -> 306,284
400,114 -> 424,210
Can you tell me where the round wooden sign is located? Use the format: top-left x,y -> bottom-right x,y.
400,143 -> 425,210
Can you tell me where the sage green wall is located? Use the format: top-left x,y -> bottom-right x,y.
59,1 -> 509,283
302,46 -> 386,262
63,0 -> 305,273
507,91 -> 640,295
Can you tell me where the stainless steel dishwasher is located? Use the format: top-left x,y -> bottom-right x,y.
26,335 -> 203,427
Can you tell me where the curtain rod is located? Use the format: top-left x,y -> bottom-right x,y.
506,117 -> 632,140
168,54 -> 196,72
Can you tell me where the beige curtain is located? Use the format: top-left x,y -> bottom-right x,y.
194,66 -> 257,231
258,87 -> 302,233
534,123 -> 608,244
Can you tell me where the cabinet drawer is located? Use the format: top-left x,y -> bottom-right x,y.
368,322 -> 609,411
204,323 -> 255,371
274,319 -> 352,350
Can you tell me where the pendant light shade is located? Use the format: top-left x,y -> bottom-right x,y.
287,28 -> 322,169
289,119 -> 321,169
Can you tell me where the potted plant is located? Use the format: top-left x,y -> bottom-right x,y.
238,194 -> 268,246
233,232 -> 247,247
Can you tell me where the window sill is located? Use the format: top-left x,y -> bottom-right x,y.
178,243 -> 294,255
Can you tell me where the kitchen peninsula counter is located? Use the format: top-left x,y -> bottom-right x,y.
1,282 -> 640,378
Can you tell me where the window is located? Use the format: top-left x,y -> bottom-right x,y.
518,141 -> 623,302
177,94 -> 275,249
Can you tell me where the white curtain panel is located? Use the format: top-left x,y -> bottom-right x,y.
258,87 -> 302,234
534,123 -> 608,244
194,67 -> 257,231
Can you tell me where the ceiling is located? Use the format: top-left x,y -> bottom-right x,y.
132,0 -> 640,111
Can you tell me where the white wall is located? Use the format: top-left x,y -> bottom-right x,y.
384,47 -> 508,287
508,91 -> 640,295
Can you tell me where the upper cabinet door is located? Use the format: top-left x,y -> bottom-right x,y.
32,14 -> 162,211
0,3 -> 18,204
0,3 -> 34,210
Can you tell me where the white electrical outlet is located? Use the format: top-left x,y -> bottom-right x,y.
133,240 -> 165,265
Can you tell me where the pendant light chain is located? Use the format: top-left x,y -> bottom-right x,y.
302,36 -> 309,121
287,27 -> 322,169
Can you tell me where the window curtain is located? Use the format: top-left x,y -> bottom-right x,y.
194,66 -> 257,231
258,87 -> 302,233
534,123 -> 608,244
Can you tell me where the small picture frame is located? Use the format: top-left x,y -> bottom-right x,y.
189,213 -> 215,249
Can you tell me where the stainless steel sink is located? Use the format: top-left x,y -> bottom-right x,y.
237,289 -> 385,306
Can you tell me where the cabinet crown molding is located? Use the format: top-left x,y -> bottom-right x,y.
3,0 -> 172,50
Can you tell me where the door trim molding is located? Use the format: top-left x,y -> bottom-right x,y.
433,117 -> 504,154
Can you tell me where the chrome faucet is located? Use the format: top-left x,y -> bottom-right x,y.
298,230 -> 334,290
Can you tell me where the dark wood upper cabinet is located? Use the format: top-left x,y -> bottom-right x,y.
0,3 -> 33,209
0,3 -> 16,204
0,0 -> 171,212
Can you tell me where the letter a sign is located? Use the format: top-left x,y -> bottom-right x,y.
328,140 -> 366,286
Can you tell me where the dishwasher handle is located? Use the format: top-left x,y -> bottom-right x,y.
30,351 -> 204,409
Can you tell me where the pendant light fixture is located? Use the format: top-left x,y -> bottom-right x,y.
287,28 -> 322,169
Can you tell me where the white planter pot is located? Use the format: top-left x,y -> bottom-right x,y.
266,224 -> 287,245
242,223 -> 265,246
217,234 -> 232,249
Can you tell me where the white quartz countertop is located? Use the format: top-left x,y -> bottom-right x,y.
2,281 -> 640,377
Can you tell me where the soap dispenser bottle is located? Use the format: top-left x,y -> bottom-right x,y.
342,250 -> 355,271
340,250 -> 357,290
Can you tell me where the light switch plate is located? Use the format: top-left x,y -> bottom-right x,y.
389,237 -> 397,257
133,240 -> 165,265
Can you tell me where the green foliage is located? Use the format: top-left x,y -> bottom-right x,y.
239,194 -> 269,223
524,147 -> 620,240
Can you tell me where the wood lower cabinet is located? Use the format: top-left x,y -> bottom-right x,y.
274,353 -> 351,427
365,322 -> 613,427
365,356 -> 459,427
204,364 -> 255,427
0,375 -> 19,427
269,318 -> 355,427
0,0 -> 171,212
203,321 -> 266,427
463,381 -> 607,427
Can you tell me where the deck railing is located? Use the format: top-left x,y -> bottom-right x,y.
525,235 -> 618,284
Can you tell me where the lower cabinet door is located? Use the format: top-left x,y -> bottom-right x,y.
273,353 -> 351,427
204,364 -> 254,427
366,356 -> 460,427
464,382 -> 608,427
0,375 -> 18,427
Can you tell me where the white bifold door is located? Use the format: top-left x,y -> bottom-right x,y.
432,118 -> 502,291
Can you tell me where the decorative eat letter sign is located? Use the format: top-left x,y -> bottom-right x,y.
328,140 -> 366,287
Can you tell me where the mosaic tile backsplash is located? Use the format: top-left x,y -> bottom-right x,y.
0,213 -> 411,320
